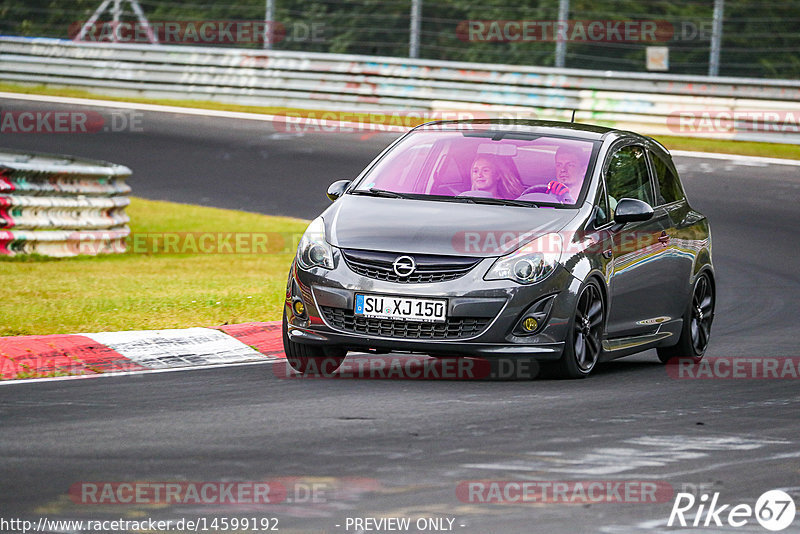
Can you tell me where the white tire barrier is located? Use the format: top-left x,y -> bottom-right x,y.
0,149 -> 131,257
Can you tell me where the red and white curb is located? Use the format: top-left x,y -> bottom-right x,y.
0,321 -> 284,383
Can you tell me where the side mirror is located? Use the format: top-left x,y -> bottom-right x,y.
614,198 -> 654,224
326,180 -> 351,202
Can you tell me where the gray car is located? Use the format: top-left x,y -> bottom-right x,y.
282,119 -> 715,378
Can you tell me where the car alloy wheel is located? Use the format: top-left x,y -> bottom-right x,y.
552,279 -> 604,378
657,272 -> 714,363
690,274 -> 714,355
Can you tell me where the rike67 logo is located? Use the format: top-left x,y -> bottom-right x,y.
668,490 -> 796,531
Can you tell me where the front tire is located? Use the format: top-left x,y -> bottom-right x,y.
282,309 -> 346,375
552,279 -> 605,379
657,272 -> 714,363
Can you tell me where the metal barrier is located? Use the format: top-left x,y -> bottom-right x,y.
1,36 -> 799,143
0,148 -> 131,257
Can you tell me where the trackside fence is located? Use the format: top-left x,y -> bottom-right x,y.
1,36 -> 799,144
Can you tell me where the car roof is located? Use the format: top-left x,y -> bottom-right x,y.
414,118 -> 661,147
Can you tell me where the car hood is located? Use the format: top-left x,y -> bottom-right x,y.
324,195 -> 578,258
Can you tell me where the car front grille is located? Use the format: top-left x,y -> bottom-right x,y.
320,306 -> 490,340
341,249 -> 480,284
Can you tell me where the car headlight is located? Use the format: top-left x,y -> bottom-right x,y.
296,216 -> 334,270
484,233 -> 563,284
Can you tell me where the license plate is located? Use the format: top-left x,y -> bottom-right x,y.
355,294 -> 447,323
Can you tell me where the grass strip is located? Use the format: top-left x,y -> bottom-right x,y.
0,197 -> 307,336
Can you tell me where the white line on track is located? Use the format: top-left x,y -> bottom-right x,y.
0,358 -> 281,387
0,91 -> 406,132
671,150 -> 800,167
3,91 -> 799,165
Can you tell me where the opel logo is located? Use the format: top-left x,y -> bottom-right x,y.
392,255 -> 416,277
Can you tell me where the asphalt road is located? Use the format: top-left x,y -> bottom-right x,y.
1,96 -> 799,533
0,98 -> 388,219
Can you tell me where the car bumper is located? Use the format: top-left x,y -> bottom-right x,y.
285,252 -> 583,361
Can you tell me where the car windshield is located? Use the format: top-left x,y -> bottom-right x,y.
352,129 -> 598,206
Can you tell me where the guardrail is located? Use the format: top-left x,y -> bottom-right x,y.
0,148 -> 131,257
1,36 -> 799,144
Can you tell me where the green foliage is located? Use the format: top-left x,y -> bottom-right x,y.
1,0 -> 797,78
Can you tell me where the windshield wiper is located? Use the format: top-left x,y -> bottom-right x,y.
350,188 -> 407,199
350,190 -> 536,207
458,196 -> 537,208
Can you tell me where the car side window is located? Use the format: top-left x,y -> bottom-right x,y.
594,178 -> 611,227
650,151 -> 686,205
605,145 -> 654,211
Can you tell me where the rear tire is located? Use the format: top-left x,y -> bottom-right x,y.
282,309 -> 346,375
657,272 -> 714,363
551,279 -> 605,379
